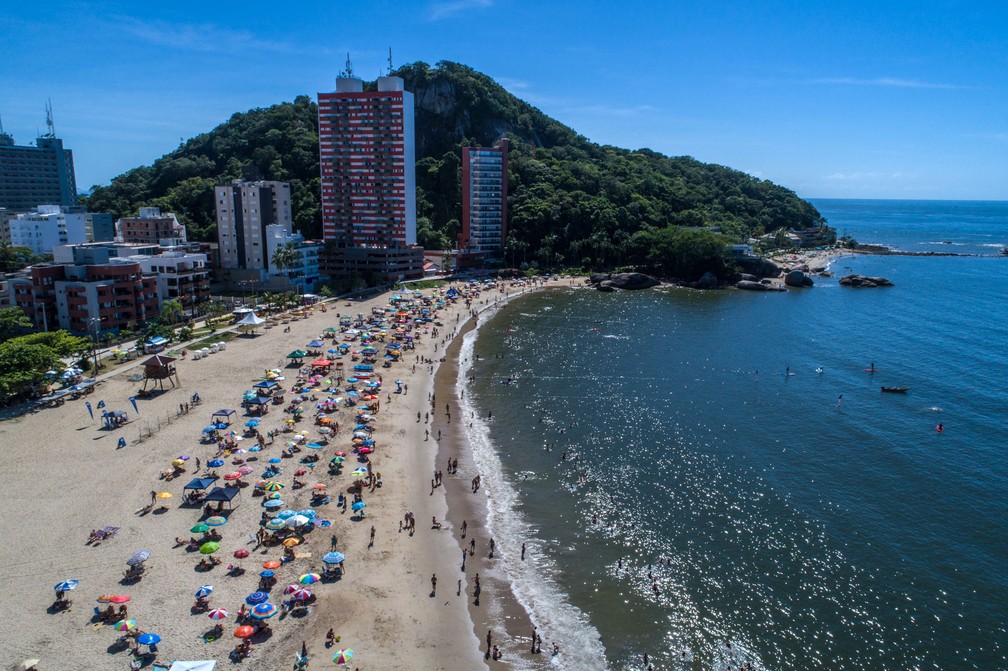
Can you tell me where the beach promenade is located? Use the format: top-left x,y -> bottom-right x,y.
0,280 -> 549,671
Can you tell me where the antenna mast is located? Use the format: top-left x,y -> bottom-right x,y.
388,47 -> 393,75
45,99 -> 55,137
340,53 -> 355,78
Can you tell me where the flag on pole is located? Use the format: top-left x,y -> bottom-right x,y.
85,401 -> 93,419
129,397 -> 138,413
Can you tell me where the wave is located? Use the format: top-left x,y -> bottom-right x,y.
458,302 -> 608,670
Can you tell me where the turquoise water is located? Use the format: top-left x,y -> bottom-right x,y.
462,200 -> 1008,670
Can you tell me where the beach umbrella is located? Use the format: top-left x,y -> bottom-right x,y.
322,551 -> 345,564
276,509 -> 297,519
262,560 -> 282,569
126,550 -> 150,566
195,584 -> 214,598
238,465 -> 254,475
329,456 -> 344,465
286,515 -> 310,528
298,573 -> 321,584
351,501 -> 366,512
53,579 -> 78,592
245,419 -> 260,427
208,459 -> 224,468
233,549 -> 250,560
312,483 -> 328,491
223,471 -> 242,481
207,608 -> 229,621
191,523 -> 210,534
268,457 -> 282,464
263,481 -> 284,492
260,570 -> 275,578
297,509 -> 317,518
265,518 -> 286,530
351,467 -> 368,477
282,538 -> 300,548
245,591 -> 269,605
332,649 -> 354,665
156,491 -> 173,499
263,499 -> 284,508
250,602 -> 277,619
172,459 -> 186,467
306,442 -> 324,450
295,468 -> 308,476
205,516 -> 227,527
234,625 -> 255,638
137,633 -> 161,646
283,583 -> 300,595
113,619 -> 137,631
291,588 -> 312,601
249,445 -> 262,452
199,542 -> 220,555
109,595 -> 131,604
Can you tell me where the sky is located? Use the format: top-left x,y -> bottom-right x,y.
2,0 -> 1006,200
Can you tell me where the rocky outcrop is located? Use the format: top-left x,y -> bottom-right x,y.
695,272 -> 719,289
736,280 -> 768,291
736,257 -> 782,279
784,270 -> 814,288
839,274 -> 893,288
589,272 -> 660,291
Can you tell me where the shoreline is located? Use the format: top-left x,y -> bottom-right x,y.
431,284 -> 552,669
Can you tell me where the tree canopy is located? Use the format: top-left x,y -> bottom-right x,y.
83,61 -> 826,280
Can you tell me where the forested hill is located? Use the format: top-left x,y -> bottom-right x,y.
84,61 -> 826,276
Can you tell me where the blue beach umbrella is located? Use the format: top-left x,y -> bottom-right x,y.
297,509 -> 317,519
322,552 -> 345,564
208,459 -> 224,468
265,518 -> 286,530
263,499 -> 284,508
245,591 -> 269,605
276,509 -> 297,519
195,584 -> 213,598
306,442 -> 323,450
245,419 -> 260,427
351,501 -> 366,512
54,579 -> 79,592
259,570 -> 275,578
249,445 -> 262,452
268,457 -> 282,464
250,602 -> 277,619
137,633 -> 161,646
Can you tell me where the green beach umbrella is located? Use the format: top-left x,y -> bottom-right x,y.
199,541 -> 220,555
190,523 -> 210,534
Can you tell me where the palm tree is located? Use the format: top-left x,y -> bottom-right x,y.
271,242 -> 299,289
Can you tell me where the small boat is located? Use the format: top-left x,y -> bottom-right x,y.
881,386 -> 909,393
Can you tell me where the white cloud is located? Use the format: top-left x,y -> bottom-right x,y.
112,16 -> 326,56
428,0 -> 493,20
807,77 -> 963,90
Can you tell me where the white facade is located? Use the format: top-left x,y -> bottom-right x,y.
131,249 -> 210,305
215,180 -> 293,272
8,205 -> 88,255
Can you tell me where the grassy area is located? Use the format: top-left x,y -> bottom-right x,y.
399,279 -> 448,290
187,331 -> 238,350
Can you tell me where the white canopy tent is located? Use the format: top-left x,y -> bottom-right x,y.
168,662 -> 217,671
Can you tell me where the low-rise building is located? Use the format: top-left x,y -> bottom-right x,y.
7,205 -> 88,256
263,224 -> 322,292
116,207 -> 187,246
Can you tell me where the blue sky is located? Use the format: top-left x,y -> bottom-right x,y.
2,0 -> 1006,200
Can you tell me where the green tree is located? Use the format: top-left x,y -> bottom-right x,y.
160,299 -> 185,325
0,306 -> 32,342
0,340 -> 64,399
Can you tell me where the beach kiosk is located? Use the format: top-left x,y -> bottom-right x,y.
143,336 -> 169,353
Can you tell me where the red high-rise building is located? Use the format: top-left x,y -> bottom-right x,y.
317,71 -> 422,280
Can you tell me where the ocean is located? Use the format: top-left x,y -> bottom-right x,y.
457,199 -> 1008,671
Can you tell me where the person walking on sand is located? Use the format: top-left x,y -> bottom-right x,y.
486,630 -> 493,659
431,573 -> 437,595
461,520 -> 467,537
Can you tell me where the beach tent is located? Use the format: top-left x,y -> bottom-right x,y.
203,487 -> 241,507
236,312 -> 266,327
210,409 -> 236,426
183,478 -> 217,492
168,662 -> 217,671
252,380 -> 279,391
311,358 -> 332,369
246,396 -> 272,406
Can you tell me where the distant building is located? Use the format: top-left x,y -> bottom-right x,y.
317,65 -> 423,281
116,207 -> 187,246
0,130 -> 79,211
214,180 -> 293,281
7,205 -> 88,256
11,258 -> 159,335
88,212 -> 115,242
459,139 -> 508,258
264,224 -> 322,292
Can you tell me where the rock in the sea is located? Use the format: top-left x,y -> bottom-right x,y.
738,273 -> 758,282
696,272 -> 719,289
596,282 -> 616,292
839,274 -> 893,288
589,272 -> 610,285
784,270 -> 814,288
591,272 -> 659,290
736,280 -> 769,291
737,257 -> 782,279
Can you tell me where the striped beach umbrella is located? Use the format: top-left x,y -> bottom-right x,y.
265,518 -> 286,530
298,573 -> 321,585
250,602 -> 277,619
53,580 -> 78,592
194,584 -> 213,598
207,608 -> 229,621
332,649 -> 353,665
205,516 -> 227,527
113,619 -> 137,631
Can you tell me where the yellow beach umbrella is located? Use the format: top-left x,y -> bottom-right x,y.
156,491 -> 173,499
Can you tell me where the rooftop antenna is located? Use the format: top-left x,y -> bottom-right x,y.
340,53 -> 355,78
45,99 -> 55,137
388,47 -> 393,75
0,113 -> 4,134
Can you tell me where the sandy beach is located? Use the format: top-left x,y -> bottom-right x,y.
0,280 -> 550,671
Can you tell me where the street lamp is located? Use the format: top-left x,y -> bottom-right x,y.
88,317 -> 101,374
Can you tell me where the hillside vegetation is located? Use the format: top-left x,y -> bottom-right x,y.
84,61 -> 826,279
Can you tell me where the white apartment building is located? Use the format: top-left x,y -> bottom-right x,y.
7,204 -> 88,255
215,180 -> 292,275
